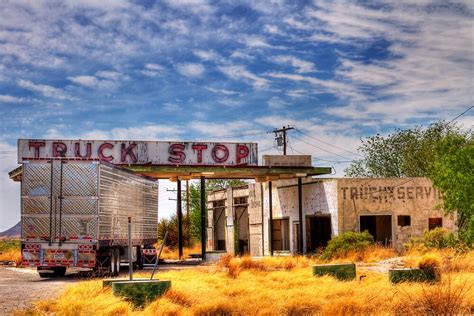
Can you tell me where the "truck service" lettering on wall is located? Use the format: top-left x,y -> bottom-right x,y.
18,139 -> 258,166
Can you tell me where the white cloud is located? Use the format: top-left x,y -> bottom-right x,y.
141,64 -> 165,77
205,87 -> 239,95
17,79 -> 73,100
0,95 -> 26,103
267,97 -> 288,110
163,0 -> 214,14
67,75 -> 99,87
193,49 -> 218,61
218,65 -> 269,89
273,55 -> 316,73
95,70 -> 122,80
176,63 -> 205,77
242,35 -> 273,48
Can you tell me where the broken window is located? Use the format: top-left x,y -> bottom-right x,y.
397,215 -> 411,227
234,197 -> 248,205
428,218 -> 443,230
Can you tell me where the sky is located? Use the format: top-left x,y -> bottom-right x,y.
0,0 -> 473,231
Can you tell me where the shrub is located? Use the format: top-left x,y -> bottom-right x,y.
406,228 -> 468,253
417,253 -> 442,281
320,231 -> 374,260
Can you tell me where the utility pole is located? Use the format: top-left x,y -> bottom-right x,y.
186,180 -> 190,222
273,125 -> 294,155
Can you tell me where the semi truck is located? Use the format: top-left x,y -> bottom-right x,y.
20,160 -> 158,277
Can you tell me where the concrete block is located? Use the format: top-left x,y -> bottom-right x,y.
112,280 -> 171,307
103,278 -> 149,288
313,263 -> 356,281
205,250 -> 227,262
389,268 -> 439,284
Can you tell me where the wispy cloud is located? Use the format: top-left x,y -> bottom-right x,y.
17,79 -> 73,100
0,95 -> 27,103
218,65 -> 269,89
273,55 -> 316,73
176,63 -> 205,77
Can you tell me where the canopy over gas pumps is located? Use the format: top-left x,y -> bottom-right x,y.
10,139 -> 332,259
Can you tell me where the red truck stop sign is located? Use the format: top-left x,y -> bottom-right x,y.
18,139 -> 258,166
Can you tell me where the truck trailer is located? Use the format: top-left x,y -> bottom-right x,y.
20,160 -> 158,277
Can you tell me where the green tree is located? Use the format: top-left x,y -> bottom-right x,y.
345,121 -> 473,244
429,133 -> 474,244
188,179 -> 246,241
157,214 -> 193,248
345,121 -> 462,177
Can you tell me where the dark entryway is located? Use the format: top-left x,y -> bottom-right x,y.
360,215 -> 392,245
306,216 -> 332,252
272,218 -> 290,251
213,200 -> 226,251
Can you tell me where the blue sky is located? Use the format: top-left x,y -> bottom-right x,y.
0,0 -> 473,230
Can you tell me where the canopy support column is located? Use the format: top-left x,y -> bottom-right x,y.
177,179 -> 183,259
269,181 -> 273,256
298,177 -> 304,254
200,176 -> 206,261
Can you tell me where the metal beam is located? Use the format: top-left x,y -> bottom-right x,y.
200,176 -> 206,261
298,177 -> 304,254
177,179 -> 183,259
268,181 -> 273,256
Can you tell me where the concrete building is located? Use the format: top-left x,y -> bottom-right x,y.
207,177 -> 456,256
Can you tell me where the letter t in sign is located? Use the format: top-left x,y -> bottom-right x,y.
192,144 -> 208,163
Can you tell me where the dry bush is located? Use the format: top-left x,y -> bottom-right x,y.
327,245 -> 397,263
158,244 -> 202,260
0,249 -> 22,266
217,253 -> 233,268
393,274 -> 473,314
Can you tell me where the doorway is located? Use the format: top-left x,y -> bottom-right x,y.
272,218 -> 290,251
360,215 -> 392,245
213,200 -> 226,251
306,216 -> 332,252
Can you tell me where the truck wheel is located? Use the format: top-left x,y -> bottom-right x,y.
38,272 -> 53,278
114,248 -> 121,276
53,267 -> 67,277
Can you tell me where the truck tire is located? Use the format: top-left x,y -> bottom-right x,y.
38,271 -> 54,278
53,267 -> 67,277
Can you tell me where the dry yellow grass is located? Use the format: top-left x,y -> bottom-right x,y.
0,249 -> 22,266
158,245 -> 202,260
16,250 -> 474,315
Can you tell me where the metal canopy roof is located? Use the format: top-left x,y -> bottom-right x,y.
127,165 -> 332,181
9,164 -> 332,182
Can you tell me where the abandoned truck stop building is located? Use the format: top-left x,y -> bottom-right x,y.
207,172 -> 456,256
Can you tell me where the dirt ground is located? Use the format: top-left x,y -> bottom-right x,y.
0,263 -> 203,315
0,267 -> 77,315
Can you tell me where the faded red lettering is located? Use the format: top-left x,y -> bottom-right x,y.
98,143 -> 114,162
211,144 -> 229,163
52,142 -> 67,157
192,144 -> 208,163
236,144 -> 249,164
29,141 -> 45,158
168,144 -> 186,164
75,143 -> 91,158
121,143 -> 137,163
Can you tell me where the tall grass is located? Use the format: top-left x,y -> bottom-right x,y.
0,239 -> 21,266
17,250 -> 474,315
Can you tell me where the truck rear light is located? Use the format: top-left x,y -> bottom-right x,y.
78,244 -> 93,251
25,243 -> 41,250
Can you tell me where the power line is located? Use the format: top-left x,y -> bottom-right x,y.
294,128 -> 362,157
290,146 -> 353,163
448,105 -> 473,124
291,134 -> 356,161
